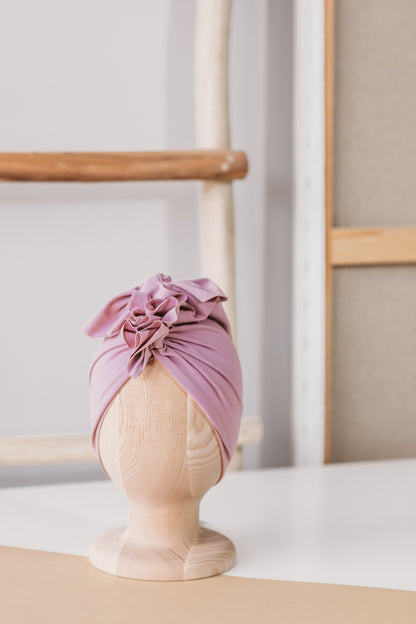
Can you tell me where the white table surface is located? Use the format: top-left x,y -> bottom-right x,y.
1,459 -> 415,591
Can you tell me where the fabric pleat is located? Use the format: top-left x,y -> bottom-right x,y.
83,273 -> 243,477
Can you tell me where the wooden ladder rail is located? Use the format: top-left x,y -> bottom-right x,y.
0,150 -> 247,182
0,0 -> 262,472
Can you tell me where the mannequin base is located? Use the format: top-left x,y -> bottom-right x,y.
89,526 -> 236,581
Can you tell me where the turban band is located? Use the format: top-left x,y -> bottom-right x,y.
83,273 -> 243,478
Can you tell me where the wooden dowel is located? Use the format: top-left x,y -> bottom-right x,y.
195,0 -> 238,341
0,435 -> 96,465
0,150 -> 248,182
0,418 -> 262,466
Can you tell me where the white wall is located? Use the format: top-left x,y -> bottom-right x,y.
0,0 -> 293,480
292,0 -> 326,465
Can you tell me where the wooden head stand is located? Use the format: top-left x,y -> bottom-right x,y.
89,359 -> 236,581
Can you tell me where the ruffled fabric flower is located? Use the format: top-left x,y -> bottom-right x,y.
83,273 -> 242,480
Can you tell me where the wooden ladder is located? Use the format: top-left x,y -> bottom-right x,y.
0,0 -> 262,471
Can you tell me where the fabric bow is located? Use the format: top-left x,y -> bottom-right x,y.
83,273 -> 242,479
83,273 -> 229,377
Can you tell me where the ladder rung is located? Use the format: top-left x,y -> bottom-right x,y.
0,418 -> 262,465
0,150 -> 248,182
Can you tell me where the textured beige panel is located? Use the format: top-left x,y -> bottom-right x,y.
330,267 -> 416,462
334,0 -> 416,227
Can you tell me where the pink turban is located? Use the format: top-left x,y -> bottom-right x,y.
83,273 -> 243,477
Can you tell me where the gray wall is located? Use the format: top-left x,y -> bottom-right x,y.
330,0 -> 416,462
0,0 -> 293,484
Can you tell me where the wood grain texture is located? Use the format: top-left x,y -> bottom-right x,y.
0,435 -> 96,465
325,0 -> 335,463
195,0 -> 238,339
0,418 -> 261,466
331,227 -> 416,266
90,359 -> 236,581
0,150 -> 248,182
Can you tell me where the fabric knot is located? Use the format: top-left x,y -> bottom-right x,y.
83,273 -> 243,480
122,292 -> 182,376
83,273 -> 230,379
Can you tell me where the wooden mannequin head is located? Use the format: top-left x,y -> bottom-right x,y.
89,358 -> 235,580
98,358 -> 222,504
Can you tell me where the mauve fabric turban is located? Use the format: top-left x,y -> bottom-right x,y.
83,273 -> 243,476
